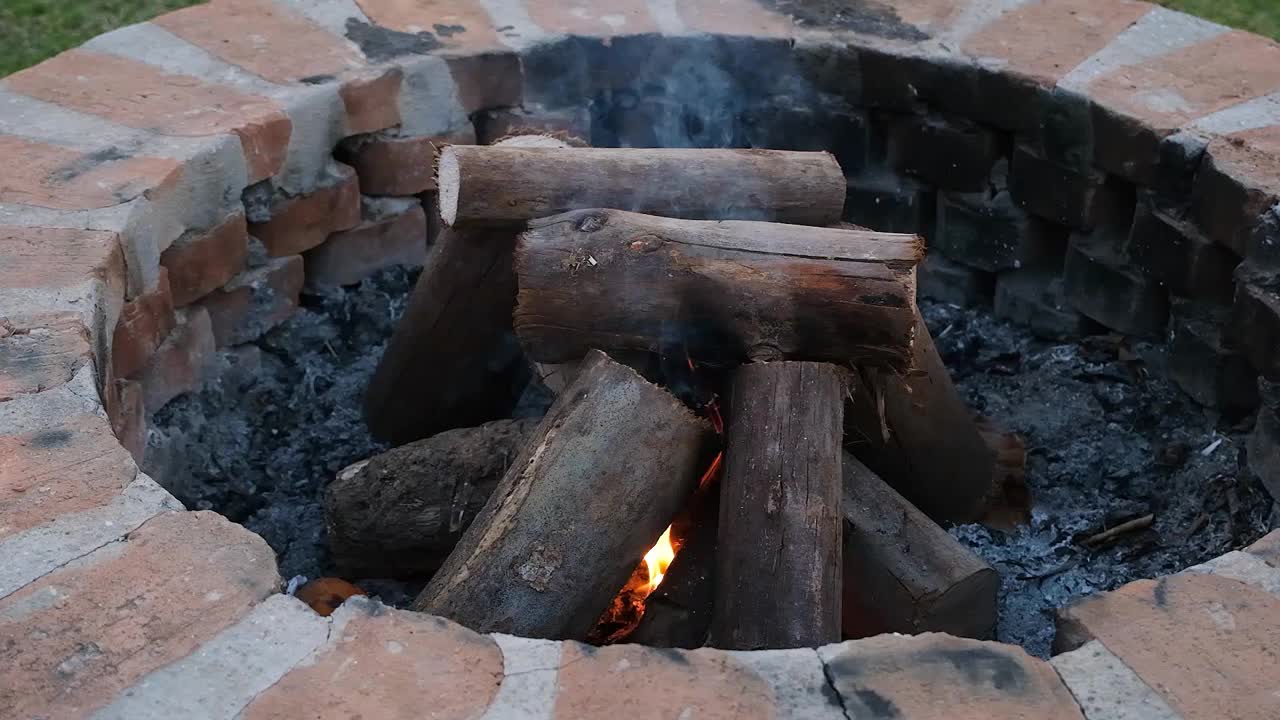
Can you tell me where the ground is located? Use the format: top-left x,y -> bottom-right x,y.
1,0 -> 1278,77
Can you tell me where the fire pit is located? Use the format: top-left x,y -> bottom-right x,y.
4,0 -> 1280,717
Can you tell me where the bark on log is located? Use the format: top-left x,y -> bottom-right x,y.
709,361 -> 844,650
323,418 -> 540,578
413,350 -> 715,639
840,452 -> 999,640
364,136 -> 567,444
848,313 -> 998,524
515,209 -> 922,369
437,146 -> 846,227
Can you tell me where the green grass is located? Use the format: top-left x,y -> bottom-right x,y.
0,0 -> 200,77
0,0 -> 1278,78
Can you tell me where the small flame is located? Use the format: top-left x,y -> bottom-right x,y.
642,526 -> 677,594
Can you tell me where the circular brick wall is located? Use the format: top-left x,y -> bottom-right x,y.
2,1 -> 1280,718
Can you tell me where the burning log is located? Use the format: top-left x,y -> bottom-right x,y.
413,350 -> 715,639
437,146 -> 847,228
709,361 -> 844,650
515,209 -> 923,370
848,313 -> 999,524
323,418 -> 540,578
840,452 -> 999,640
364,135 -> 568,444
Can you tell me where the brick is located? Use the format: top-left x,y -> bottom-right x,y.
740,100 -> 870,173
137,306 -> 217,413
160,212 -> 250,307
352,0 -> 505,52
1168,302 -> 1258,412
340,126 -> 475,196
524,0 -> 655,36
995,269 -> 1096,340
1086,31 -> 1280,184
250,164 -> 361,256
1245,529 -> 1280,568
887,114 -> 1000,192
819,633 -> 1084,720
305,199 -> 427,289
198,255 -> 305,347
1055,572 -> 1280,720
675,0 -> 795,37
1063,234 -> 1170,338
1010,144 -> 1104,229
475,105 -> 592,145
724,648 -> 845,720
1129,202 -> 1239,303
0,315 -> 91,400
4,50 -> 292,182
0,134 -> 183,211
1230,261 -> 1280,378
1192,136 -> 1280,258
917,253 -> 994,307
242,598 -> 503,719
338,68 -> 403,135
1050,641 -> 1182,720
551,642 -> 776,720
935,191 -> 1065,272
1187,550 -> 1280,595
1248,378 -> 1280,502
153,0 -> 363,84
111,268 -> 177,381
106,378 -> 146,465
0,413 -> 136,540
445,51 -> 523,113
0,511 -> 278,720
844,170 -> 935,235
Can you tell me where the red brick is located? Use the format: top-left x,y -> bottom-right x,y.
887,114 -> 1001,192
160,212 -> 250,307
339,68 -> 403,135
198,256 -> 305,347
241,602 -> 502,719
250,164 -> 361,256
475,106 -> 591,145
1192,135 -> 1280,258
137,306 -> 217,413
1128,202 -> 1239,303
445,51 -> 523,113
354,0 -> 504,51
5,50 -> 292,182
111,268 -> 177,381
675,0 -> 794,37
524,0 -> 656,36
341,127 -> 474,196
1064,233 -> 1169,338
1245,529 -> 1280,568
305,202 -> 427,288
154,0 -> 363,84
105,378 -> 147,466
1010,144 -> 1104,229
0,315 -> 91,400
0,413 -> 136,540
0,511 -> 278,720
0,134 -> 183,211
1087,32 -> 1280,183
0,226 -> 123,296
963,0 -> 1151,87
822,633 -> 1084,720
1229,261 -> 1280,379
551,643 -> 775,720
1056,572 -> 1280,720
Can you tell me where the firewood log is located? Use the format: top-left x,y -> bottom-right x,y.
515,209 -> 922,370
437,146 -> 846,227
848,312 -> 999,524
709,361 -> 844,650
840,452 -> 999,640
323,418 -> 540,578
413,350 -> 715,639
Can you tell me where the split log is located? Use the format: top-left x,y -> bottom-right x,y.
413,350 -> 715,639
628,485 -> 720,648
364,135 -> 568,444
840,452 -> 999,640
323,418 -> 540,578
515,209 -> 923,369
709,361 -> 844,650
848,313 -> 998,524
437,146 -> 846,227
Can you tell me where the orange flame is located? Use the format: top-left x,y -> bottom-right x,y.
642,526 -> 677,594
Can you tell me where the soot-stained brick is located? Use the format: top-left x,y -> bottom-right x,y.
28,429 -> 73,449
847,689 -> 901,719
345,18 -> 441,62
755,0 -> 928,40
929,646 -> 1028,693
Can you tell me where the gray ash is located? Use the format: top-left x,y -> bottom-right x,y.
922,299 -> 1275,658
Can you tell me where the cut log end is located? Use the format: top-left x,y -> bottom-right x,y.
438,147 -> 460,227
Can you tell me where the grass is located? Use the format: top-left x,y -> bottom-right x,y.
0,0 -> 1278,78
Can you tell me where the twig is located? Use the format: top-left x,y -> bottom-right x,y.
1082,514 -> 1154,548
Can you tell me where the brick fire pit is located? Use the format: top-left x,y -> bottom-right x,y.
2,0 -> 1280,718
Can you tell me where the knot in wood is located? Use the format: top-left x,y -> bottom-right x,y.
575,212 -> 607,233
